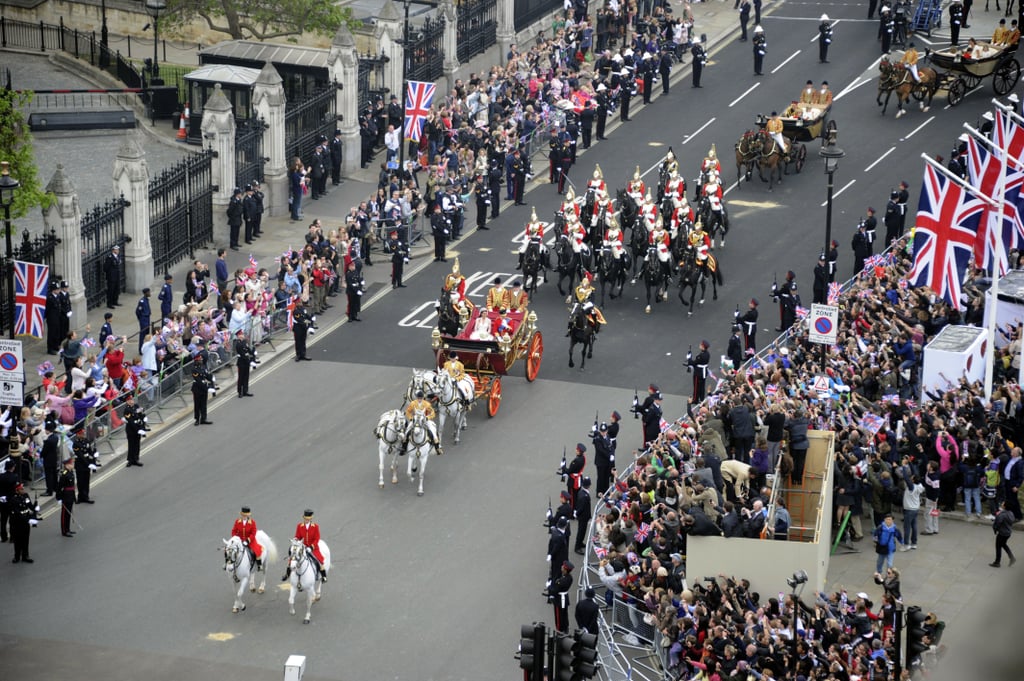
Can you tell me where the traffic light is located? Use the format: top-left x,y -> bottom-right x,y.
573,630 -> 599,679
904,605 -> 929,669
518,623 -> 545,681
553,631 -> 576,681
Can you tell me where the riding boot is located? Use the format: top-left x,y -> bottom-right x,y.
516,253 -> 524,270
321,568 -> 328,582
281,567 -> 291,581
256,558 -> 263,572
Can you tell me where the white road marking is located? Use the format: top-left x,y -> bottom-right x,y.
864,146 -> 897,173
835,78 -> 872,102
820,179 -> 857,206
900,116 -> 935,141
730,83 -> 761,108
723,180 -> 740,196
683,117 -> 717,145
772,50 -> 802,74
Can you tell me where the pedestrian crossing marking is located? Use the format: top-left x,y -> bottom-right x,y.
206,632 -> 236,641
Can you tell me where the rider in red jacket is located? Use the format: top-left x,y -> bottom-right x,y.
231,506 -> 264,570
282,509 -> 328,582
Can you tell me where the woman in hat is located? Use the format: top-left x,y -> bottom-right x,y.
231,506 -> 264,571
284,509 -> 328,582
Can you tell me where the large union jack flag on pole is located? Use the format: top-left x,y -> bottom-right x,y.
994,109 -> 1024,249
909,163 -> 986,308
404,80 -> 436,142
965,134 -> 1023,275
14,260 -> 49,339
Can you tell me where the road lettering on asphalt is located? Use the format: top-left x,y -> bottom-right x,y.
397,271 -> 514,329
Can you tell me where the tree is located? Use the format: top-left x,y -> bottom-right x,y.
166,0 -> 358,41
0,89 -> 52,221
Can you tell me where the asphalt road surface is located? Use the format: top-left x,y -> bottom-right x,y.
0,4 -> 1019,681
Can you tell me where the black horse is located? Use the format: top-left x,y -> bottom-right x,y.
554,234 -> 586,298
596,244 -> 629,305
567,302 -> 597,369
435,289 -> 461,337
697,195 -> 730,248
615,189 -> 638,232
628,219 -> 650,283
580,188 -> 597,232
678,245 -> 722,314
522,238 -> 547,296
639,246 -> 669,314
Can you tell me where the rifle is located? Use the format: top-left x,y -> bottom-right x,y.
544,496 -> 553,528
632,388 -> 640,419
559,446 -> 568,483
686,345 -> 693,372
771,272 -> 779,301
590,411 -> 599,437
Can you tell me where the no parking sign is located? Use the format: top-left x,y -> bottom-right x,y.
808,304 -> 839,345
0,339 -> 24,383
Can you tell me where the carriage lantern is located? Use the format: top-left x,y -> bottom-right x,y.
430,327 -> 441,350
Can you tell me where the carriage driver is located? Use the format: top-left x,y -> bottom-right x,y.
587,164 -> 607,195
231,506 -> 264,572
604,217 -> 626,259
517,208 -> 549,270
442,351 -> 475,404
766,111 -> 788,155
814,81 -> 833,108
406,391 -> 442,453
901,42 -> 920,82
282,509 -> 328,583
649,217 -> 673,279
627,166 -> 646,204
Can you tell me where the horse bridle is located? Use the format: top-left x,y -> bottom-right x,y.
225,540 -> 245,575
434,373 -> 461,409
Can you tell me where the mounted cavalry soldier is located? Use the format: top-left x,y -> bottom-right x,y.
627,165 -> 646,204
658,149 -> 680,201
698,145 -> 722,197
231,506 -> 264,573
649,218 -> 673,280
639,191 -> 659,231
591,188 -> 615,231
517,208 -> 549,271
604,218 -> 627,260
669,195 -> 694,238
560,186 -> 582,223
283,509 -> 329,583
571,273 -> 607,332
586,164 -> 607,195
688,220 -> 713,264
664,167 -> 687,202
702,172 -> 726,246
565,213 -> 591,258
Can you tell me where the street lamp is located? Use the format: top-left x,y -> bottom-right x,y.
786,569 -> 809,677
99,0 -> 110,67
145,0 -> 167,80
819,139 -> 846,262
0,161 -> 21,340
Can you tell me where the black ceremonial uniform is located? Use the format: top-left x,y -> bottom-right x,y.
124,400 -> 148,467
252,184 -> 265,237
813,260 -> 828,304
727,330 -> 744,370
242,188 -> 256,244
474,177 -> 490,230
595,91 -> 609,140
547,523 -> 569,585
688,346 -> 711,401
345,267 -> 364,322
45,285 -> 63,353
776,276 -> 798,331
740,306 -> 758,352
9,488 -> 38,562
234,335 -> 256,397
819,20 -> 833,62
227,191 -> 243,249
191,361 -> 213,425
431,208 -> 449,262
511,153 -> 528,205
753,31 -> 767,75
73,433 -> 99,504
884,195 -> 901,246
579,102 -> 595,148
292,304 -> 313,361
827,243 -> 839,283
574,483 -> 592,553
949,1 -> 963,45
896,184 -> 909,234
692,43 -> 706,87
564,450 -> 585,511
641,396 -> 663,445
0,464 -> 17,541
551,569 -> 574,633
388,234 -> 409,288
852,227 -> 872,275
57,463 -> 76,536
592,428 -> 615,496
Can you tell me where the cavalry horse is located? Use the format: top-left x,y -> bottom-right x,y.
522,237 -> 547,296
375,408 -> 407,487
223,531 -> 278,613
877,58 -> 938,118
754,129 -> 785,191
434,369 -> 473,447
596,244 -> 628,305
554,234 -> 587,298
735,131 -> 759,190
639,245 -> 669,314
677,246 -> 722,316
287,538 -> 331,624
404,368 -> 437,406
404,408 -> 436,496
435,290 -> 462,337
698,195 -> 730,249
567,302 -> 598,369
615,189 -> 639,233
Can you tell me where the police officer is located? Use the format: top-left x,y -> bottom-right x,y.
827,239 -> 840,283
691,37 -> 706,87
44,281 -> 63,354
880,7 -> 895,54
345,260 -> 364,322
242,184 -> 257,244
311,141 -> 327,199
191,348 -> 214,425
234,329 -> 256,398
641,53 -> 654,104
739,298 -> 759,353
292,301 -> 313,361
252,180 -> 265,237
551,559 -> 574,633
387,230 -> 409,288
592,423 -> 614,496
431,204 -> 449,262
688,340 -> 711,402
949,0 -> 964,45
227,187 -> 243,250
659,48 -> 673,95
753,26 -> 767,75
557,139 -> 573,195
473,174 -> 490,231
640,386 -> 663,446
852,222 -> 872,274
135,287 -> 151,354
727,324 -> 744,370
330,129 -> 344,186
896,180 -> 910,234
774,271 -> 798,331
488,155 -> 503,219
124,392 -> 148,467
619,68 -> 632,122
72,430 -> 99,504
9,482 -> 38,562
813,254 -> 828,304
511,149 -> 528,205
40,421 -> 61,495
57,455 -> 76,537
884,190 -> 902,246
740,0 -> 752,41
0,459 -> 18,542
158,273 -> 174,321
595,85 -> 609,140
819,15 -> 834,62
573,477 -> 592,555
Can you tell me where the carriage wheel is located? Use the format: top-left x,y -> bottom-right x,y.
794,144 -> 808,174
487,376 -> 502,417
947,78 -> 966,106
525,331 -> 544,382
993,58 -> 1021,95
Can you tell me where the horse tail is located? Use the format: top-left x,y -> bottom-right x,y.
319,541 -> 332,572
258,531 -> 278,568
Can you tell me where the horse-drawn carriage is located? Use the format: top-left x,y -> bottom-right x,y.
754,104 -> 836,173
928,42 -> 1020,106
430,305 -> 543,417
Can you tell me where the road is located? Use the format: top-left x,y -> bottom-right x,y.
0,3 -> 1017,680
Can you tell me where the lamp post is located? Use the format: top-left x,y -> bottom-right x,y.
145,0 -> 167,80
99,0 -> 110,67
786,569 -> 809,678
0,162 -> 21,340
819,139 -> 846,265
399,0 -> 411,174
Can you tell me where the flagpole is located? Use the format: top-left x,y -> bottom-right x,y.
994,99 -> 1024,127
919,153 -> 1000,205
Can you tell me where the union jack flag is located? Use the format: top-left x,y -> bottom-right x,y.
404,80 -> 436,142
81,337 -> 96,348
634,522 -> 651,543
14,260 -> 48,339
286,295 -> 298,330
795,306 -> 810,319
248,254 -> 259,270
898,278 -> 909,290
965,134 -> 1023,275
594,546 -> 608,558
827,282 -> 841,304
909,163 -> 986,307
864,254 -> 884,270
765,383 -> 778,397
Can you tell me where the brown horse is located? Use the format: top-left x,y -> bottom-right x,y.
735,130 -> 759,190
754,129 -> 784,191
876,58 -> 938,118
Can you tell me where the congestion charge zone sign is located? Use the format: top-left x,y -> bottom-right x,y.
808,304 -> 839,345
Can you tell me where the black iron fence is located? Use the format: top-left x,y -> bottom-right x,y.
407,17 -> 445,84
80,197 -> 128,310
284,85 -> 337,164
235,118 -> 267,190
358,53 -> 390,113
149,150 -> 215,274
514,0 -> 561,32
0,229 -> 61,336
457,0 -> 498,64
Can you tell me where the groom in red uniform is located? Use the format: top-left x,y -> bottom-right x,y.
283,509 -> 328,582
230,506 -> 264,571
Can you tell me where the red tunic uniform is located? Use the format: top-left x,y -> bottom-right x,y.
294,521 -> 324,563
232,517 -> 263,558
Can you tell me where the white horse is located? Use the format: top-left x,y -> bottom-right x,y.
287,538 -> 332,624
434,370 -> 473,446
375,409 -> 407,487
404,369 -> 438,405
405,409 -> 436,496
222,530 -> 278,613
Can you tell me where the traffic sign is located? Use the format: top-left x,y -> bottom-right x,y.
812,375 -> 830,394
0,339 -> 24,382
0,379 -> 23,407
808,304 -> 839,345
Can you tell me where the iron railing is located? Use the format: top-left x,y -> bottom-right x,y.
235,118 -> 267,191
514,0 -> 561,32
407,17 -> 445,83
79,196 -> 128,310
0,229 -> 62,336
284,84 -> 337,165
456,0 -> 498,64
357,53 -> 389,113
